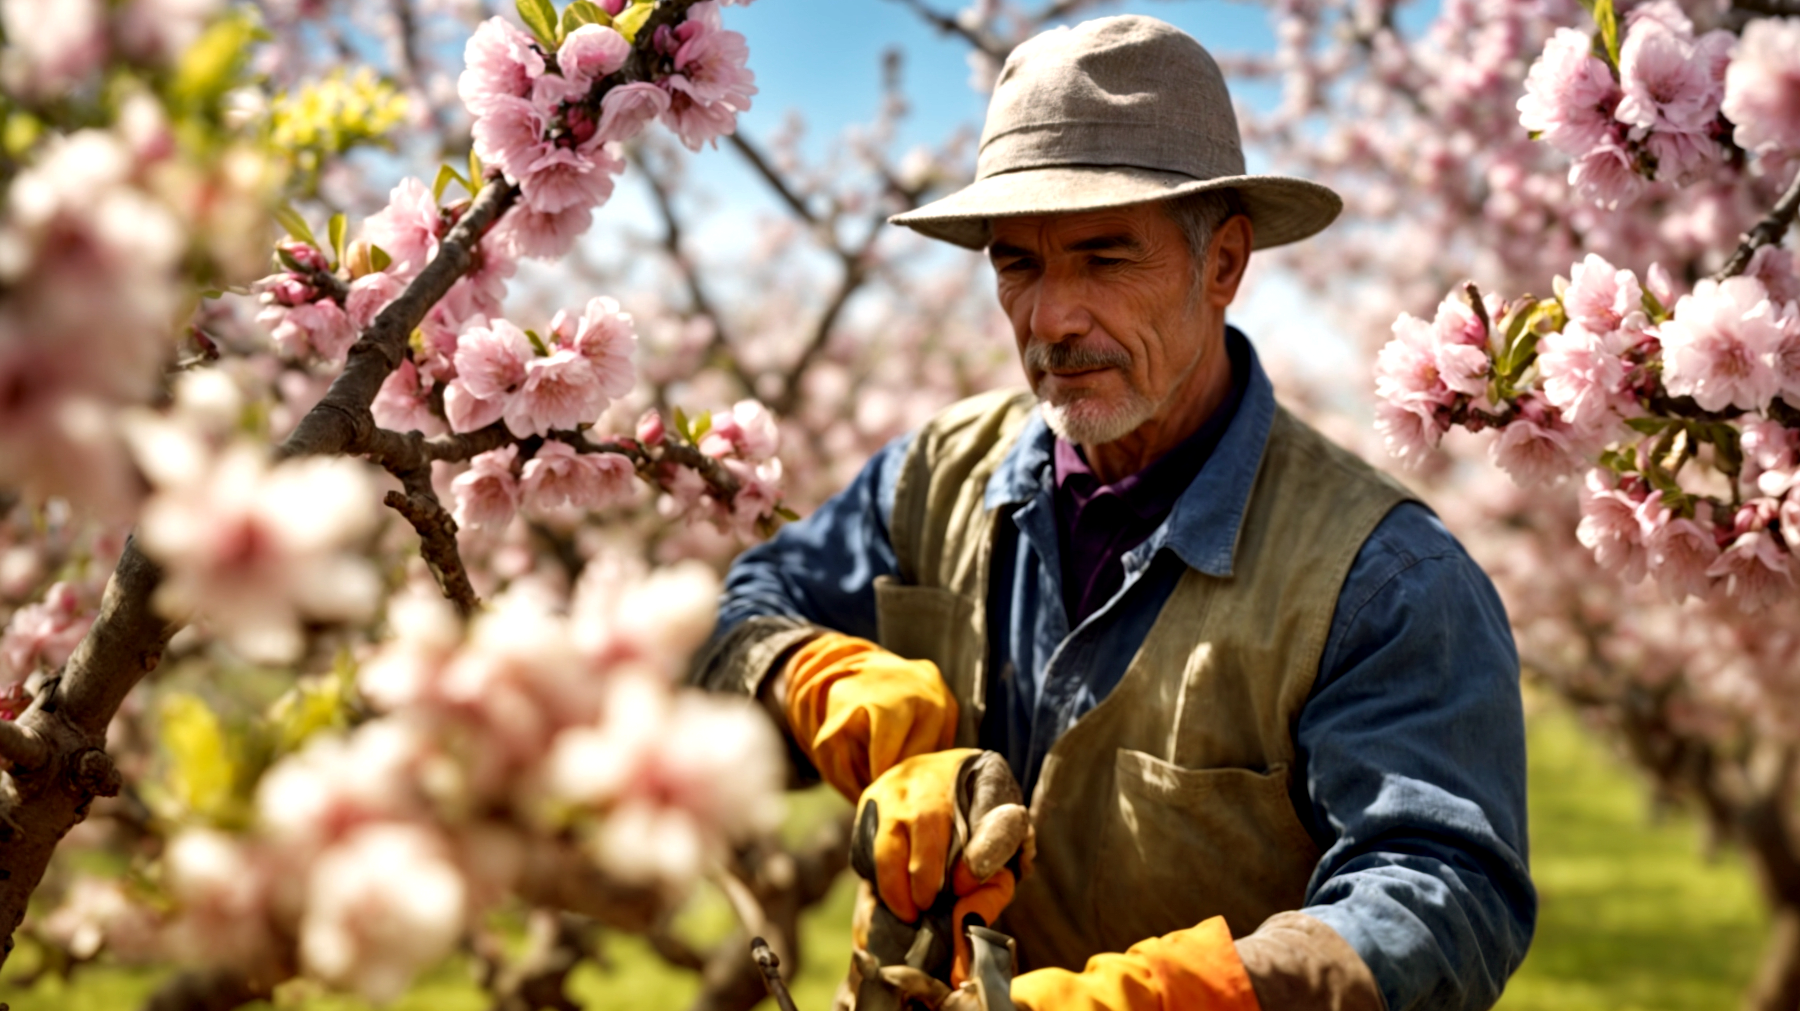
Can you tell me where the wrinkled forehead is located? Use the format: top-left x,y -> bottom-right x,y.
985,202 -> 1182,255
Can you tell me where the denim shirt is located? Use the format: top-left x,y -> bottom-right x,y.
716,338 -> 1535,1011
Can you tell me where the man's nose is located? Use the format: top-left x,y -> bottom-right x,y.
1027,274 -> 1091,344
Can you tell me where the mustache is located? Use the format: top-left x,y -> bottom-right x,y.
1024,341 -> 1131,373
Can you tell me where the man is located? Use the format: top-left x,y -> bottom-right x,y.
694,16 -> 1533,1011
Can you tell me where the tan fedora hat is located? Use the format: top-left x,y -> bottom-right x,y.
889,16 -> 1342,251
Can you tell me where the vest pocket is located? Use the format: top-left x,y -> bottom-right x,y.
872,577 -> 979,735
1093,748 -> 1321,945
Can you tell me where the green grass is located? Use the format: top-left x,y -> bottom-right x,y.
0,700 -> 1771,1011
1497,697 -> 1764,1011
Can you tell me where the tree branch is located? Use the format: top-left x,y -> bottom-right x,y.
727,133 -> 819,228
1714,167 -> 1800,283
883,0 -> 1007,57
0,719 -> 48,772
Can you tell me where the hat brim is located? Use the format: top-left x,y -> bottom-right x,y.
888,165 -> 1342,252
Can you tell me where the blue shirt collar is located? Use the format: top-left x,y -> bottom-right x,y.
984,328 -> 1277,578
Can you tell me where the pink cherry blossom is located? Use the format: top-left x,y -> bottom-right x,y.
371,359 -> 445,438
0,0 -> 107,98
450,445 -> 520,532
261,300 -> 356,363
359,178 -> 443,280
346,270 -> 406,331
1744,417 -> 1799,474
518,144 -> 621,215
571,295 -> 638,397
1576,469 -> 1649,583
557,24 -> 630,92
1722,18 -> 1800,157
1537,321 -> 1628,432
161,830 -> 279,973
1569,143 -> 1642,209
1489,412 -> 1581,488
1615,15 -> 1732,138
1561,254 -> 1646,333
256,721 -> 430,850
299,823 -> 468,1005
658,2 -> 758,151
1660,276 -> 1785,412
444,382 -> 505,434
458,17 -> 545,117
1707,527 -> 1793,612
597,82 -> 672,146
1783,490 -> 1800,551
470,96 -> 551,182
521,442 -> 635,513
0,582 -> 92,683
490,201 -> 594,260
1747,245 -> 1800,306
504,350 -> 606,437
1517,27 -> 1619,158
137,447 -> 383,663
452,317 -> 532,401
1374,399 -> 1446,466
699,400 -> 780,461
723,456 -> 783,537
435,233 -> 516,327
1374,313 -> 1454,409
1642,509 -> 1721,603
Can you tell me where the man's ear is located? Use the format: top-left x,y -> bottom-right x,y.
1203,215 -> 1254,309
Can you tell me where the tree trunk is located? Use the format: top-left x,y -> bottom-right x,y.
1749,904 -> 1800,1011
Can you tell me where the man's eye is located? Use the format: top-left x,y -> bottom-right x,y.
997,259 -> 1037,273
1089,256 -> 1125,267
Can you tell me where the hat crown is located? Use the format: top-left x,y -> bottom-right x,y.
978,16 -> 1246,183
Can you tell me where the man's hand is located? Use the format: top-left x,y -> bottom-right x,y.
783,632 -> 960,800
851,748 -> 1033,986
1009,917 -> 1261,1011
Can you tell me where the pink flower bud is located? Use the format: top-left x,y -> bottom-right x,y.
267,277 -> 319,307
277,240 -> 330,273
636,410 -> 666,445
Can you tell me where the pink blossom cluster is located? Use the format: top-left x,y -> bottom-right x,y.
449,441 -> 635,532
442,296 -> 637,438
0,582 -> 93,689
1517,2 -> 1733,207
1372,290 -> 1504,465
0,0 -> 221,98
1722,17 -> 1800,158
1379,249 -> 1800,608
459,2 -> 755,261
642,398 -> 785,539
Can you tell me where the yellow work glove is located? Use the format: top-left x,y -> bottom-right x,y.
852,749 -> 1032,987
783,632 -> 959,801
1010,917 -> 1261,1011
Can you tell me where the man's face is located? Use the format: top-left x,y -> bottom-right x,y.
987,203 -> 1207,445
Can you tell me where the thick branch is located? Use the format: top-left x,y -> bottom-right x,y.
1714,167 -> 1800,283
0,719 -> 48,772
384,489 -> 478,616
280,178 -> 520,461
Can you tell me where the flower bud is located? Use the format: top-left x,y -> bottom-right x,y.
343,239 -> 376,279
636,410 -> 665,445
277,240 -> 329,273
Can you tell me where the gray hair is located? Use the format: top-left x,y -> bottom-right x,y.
1162,189 -> 1248,273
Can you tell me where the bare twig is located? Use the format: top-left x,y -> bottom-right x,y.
384,489 -> 478,616
1713,167 -> 1800,282
638,152 -> 758,393
473,910 -> 597,1011
1731,0 -> 1800,15
750,938 -> 801,1011
727,133 -> 820,228
883,0 -> 1008,57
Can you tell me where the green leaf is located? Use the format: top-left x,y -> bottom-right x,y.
327,212 -> 347,267
562,0 -> 610,35
673,406 -> 692,441
369,244 -> 393,273
1625,417 -> 1673,435
690,410 -> 713,441
160,694 -> 236,821
1526,129 -> 1543,142
434,163 -> 468,202
275,247 -> 308,273
526,328 -> 551,356
775,505 -> 800,521
469,149 -> 485,194
1642,286 -> 1670,324
613,0 -> 655,43
1592,0 -> 1620,70
266,660 -> 353,756
274,205 -> 318,248
1709,423 -> 1744,476
516,0 -> 559,48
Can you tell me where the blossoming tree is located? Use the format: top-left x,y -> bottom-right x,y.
1221,0 -> 1800,1005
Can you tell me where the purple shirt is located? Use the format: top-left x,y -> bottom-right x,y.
1052,346 -> 1247,626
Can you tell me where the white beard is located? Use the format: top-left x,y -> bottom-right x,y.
1038,386 -> 1157,445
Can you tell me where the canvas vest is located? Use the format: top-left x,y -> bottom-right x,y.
873,389 -> 1415,973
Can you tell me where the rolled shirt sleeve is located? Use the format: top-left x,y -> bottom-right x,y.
1297,502 -> 1536,1011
